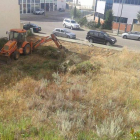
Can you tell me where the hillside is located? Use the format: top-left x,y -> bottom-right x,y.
0,36 -> 140,140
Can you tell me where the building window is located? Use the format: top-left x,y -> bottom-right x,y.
114,0 -> 140,5
114,16 -> 128,23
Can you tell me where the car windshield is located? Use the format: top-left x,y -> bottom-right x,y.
104,33 -> 109,37
9,31 -> 19,40
71,21 -> 76,23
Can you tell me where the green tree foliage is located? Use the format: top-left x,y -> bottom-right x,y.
71,6 -> 81,19
103,10 -> 113,30
137,11 -> 140,22
96,17 -> 101,28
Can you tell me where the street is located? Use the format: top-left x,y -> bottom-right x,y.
21,12 -> 140,52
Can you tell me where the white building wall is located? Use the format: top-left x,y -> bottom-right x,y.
57,0 -> 66,10
113,3 -> 140,24
0,0 -> 20,38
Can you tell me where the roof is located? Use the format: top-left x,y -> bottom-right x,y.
10,29 -> 27,33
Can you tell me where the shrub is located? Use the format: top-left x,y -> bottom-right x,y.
0,38 -> 8,50
78,17 -> 88,26
96,17 -> 101,28
71,7 -> 81,18
86,21 -> 96,30
103,10 -> 113,30
71,61 -> 101,74
131,129 -> 140,140
26,29 -> 34,37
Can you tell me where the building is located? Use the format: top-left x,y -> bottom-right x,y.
19,0 -> 66,14
95,0 -> 140,32
73,0 -> 96,10
0,0 -> 20,38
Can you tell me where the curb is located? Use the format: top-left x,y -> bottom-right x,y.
34,33 -> 123,51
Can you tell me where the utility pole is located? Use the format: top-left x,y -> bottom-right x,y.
44,0 -> 46,16
117,0 -> 125,35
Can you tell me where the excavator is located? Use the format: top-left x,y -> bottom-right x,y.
0,29 -> 63,62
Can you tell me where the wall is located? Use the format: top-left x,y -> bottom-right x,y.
112,22 -> 132,32
0,0 -> 20,38
112,3 -> 140,24
57,0 -> 66,10
132,24 -> 140,32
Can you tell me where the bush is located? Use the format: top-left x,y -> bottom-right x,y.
71,61 -> 101,74
0,38 -> 8,50
78,17 -> 88,26
86,21 -> 96,30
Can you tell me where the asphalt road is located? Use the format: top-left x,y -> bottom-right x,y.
21,13 -> 140,52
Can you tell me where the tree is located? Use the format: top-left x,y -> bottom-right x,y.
137,11 -> 140,23
104,10 -> 113,30
96,17 -> 101,28
74,6 -> 77,18
71,6 -> 81,19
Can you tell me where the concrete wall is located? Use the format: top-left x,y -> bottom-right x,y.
57,0 -> 66,10
0,0 -> 20,38
132,24 -> 140,32
112,3 -> 140,24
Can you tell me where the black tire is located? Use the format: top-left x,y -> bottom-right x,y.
138,38 -> 140,41
71,26 -> 73,30
13,51 -> 20,60
89,38 -> 93,43
63,24 -> 66,28
23,44 -> 31,55
67,36 -> 70,39
123,35 -> 127,39
106,42 -> 111,46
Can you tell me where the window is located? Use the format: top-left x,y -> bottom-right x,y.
93,32 -> 99,37
61,30 -> 64,32
65,20 -> 70,23
99,33 -> 105,38
71,20 -> 76,23
56,29 -> 60,32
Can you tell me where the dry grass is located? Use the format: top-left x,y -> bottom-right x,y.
0,36 -> 140,139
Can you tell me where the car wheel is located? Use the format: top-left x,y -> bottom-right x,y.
89,39 -> 93,43
106,42 -> 111,46
123,35 -> 127,39
67,36 -> 70,39
63,24 -> 66,28
71,26 -> 73,30
138,38 -> 140,41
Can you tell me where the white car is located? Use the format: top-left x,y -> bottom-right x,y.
122,32 -> 140,41
33,9 -> 44,15
63,18 -> 80,30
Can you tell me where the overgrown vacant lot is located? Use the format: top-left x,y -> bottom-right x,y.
0,36 -> 140,140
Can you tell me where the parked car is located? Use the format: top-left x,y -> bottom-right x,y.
86,30 -> 117,45
122,32 -> 140,41
63,18 -> 80,30
33,9 -> 44,15
53,28 -> 76,39
23,23 -> 41,33
58,8 -> 65,12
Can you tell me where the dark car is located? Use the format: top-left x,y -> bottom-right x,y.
23,23 -> 41,33
86,30 -> 117,45
58,8 -> 65,12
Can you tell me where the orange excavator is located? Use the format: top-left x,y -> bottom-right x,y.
0,29 -> 63,62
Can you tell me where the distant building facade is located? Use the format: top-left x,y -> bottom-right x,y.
19,0 -> 66,14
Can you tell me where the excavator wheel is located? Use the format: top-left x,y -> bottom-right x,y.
23,44 -> 31,55
12,51 -> 20,60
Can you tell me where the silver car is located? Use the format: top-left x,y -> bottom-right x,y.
122,32 -> 140,41
53,28 -> 76,39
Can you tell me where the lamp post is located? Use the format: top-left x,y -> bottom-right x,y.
117,0 -> 125,35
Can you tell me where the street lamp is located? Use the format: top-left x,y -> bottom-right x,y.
117,0 -> 125,35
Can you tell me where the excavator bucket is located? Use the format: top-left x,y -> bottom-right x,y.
0,53 -> 11,64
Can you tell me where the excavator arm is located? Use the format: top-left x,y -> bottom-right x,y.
32,34 -> 63,50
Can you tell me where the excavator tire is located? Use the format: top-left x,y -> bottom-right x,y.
13,51 -> 20,60
23,44 -> 31,55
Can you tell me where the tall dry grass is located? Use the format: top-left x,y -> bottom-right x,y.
0,39 -> 140,139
